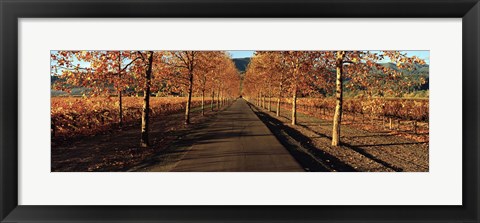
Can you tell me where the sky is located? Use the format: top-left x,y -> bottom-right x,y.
227,50 -> 430,64
51,50 -> 430,75
402,51 -> 430,64
228,51 -> 255,58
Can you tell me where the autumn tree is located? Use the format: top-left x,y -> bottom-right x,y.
280,51 -> 322,125
113,51 -> 143,127
329,51 -> 426,146
244,50 -> 425,146
273,53 -> 288,117
218,57 -> 241,102
51,51 -> 142,127
252,52 -> 277,112
243,55 -> 263,106
138,51 -> 154,147
194,52 -> 226,115
51,50 -> 168,147
331,51 -> 346,146
164,51 -> 200,125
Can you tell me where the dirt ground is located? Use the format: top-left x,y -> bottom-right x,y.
250,103 -> 429,172
51,106 -> 228,172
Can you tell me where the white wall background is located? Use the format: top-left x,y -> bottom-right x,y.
18,18 -> 462,205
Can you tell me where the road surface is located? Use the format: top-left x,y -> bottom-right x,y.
146,99 -> 304,172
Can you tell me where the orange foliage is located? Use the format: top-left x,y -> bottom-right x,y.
51,96 -> 211,139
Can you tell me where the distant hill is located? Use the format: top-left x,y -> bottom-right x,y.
230,59 -> 428,75
233,57 -> 251,73
51,75 -> 60,84
361,62 -> 429,91
379,63 -> 429,75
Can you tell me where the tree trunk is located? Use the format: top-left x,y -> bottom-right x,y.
185,70 -> 193,125
118,53 -> 123,128
268,86 -> 271,112
51,120 -> 55,138
275,97 -> 280,117
258,92 -> 263,108
413,120 -> 417,134
291,62 -> 299,125
217,89 -> 220,109
220,91 -> 223,107
268,96 -> 272,112
211,90 -> 214,111
201,90 -> 205,116
262,94 -> 266,109
277,74 -> 283,117
382,116 -> 386,129
258,93 -> 262,107
259,92 -> 263,108
291,90 -> 297,125
140,51 -> 154,148
332,51 -> 345,146
258,92 -> 260,106
118,90 -> 123,127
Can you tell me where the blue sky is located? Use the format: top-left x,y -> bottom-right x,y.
402,51 -> 430,64
228,51 -> 255,58
227,50 -> 430,64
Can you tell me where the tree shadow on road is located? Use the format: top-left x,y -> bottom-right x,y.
248,103 -> 357,172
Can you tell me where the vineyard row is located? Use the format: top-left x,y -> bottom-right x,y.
251,97 -> 429,134
254,97 -> 428,121
51,97 -> 229,139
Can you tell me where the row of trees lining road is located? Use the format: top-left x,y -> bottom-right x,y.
51,51 -> 241,147
242,51 -> 426,146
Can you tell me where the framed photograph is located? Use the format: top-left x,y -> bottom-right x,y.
1,0 -> 478,222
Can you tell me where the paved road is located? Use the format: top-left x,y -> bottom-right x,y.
153,99 -> 304,172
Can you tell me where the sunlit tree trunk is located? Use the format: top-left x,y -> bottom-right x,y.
276,74 -> 283,117
268,82 -> 272,112
118,90 -> 123,127
185,70 -> 194,125
201,90 -> 205,116
276,97 -> 281,117
257,92 -> 260,106
220,91 -> 223,107
268,93 -> 272,112
291,89 -> 297,125
262,94 -> 266,109
413,120 -> 417,134
117,53 -> 123,128
211,90 -> 215,111
332,51 -> 345,146
259,92 -> 262,108
291,62 -> 299,125
217,89 -> 220,109
140,51 -> 154,148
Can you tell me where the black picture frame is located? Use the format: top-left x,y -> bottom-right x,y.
1,0 -> 479,222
